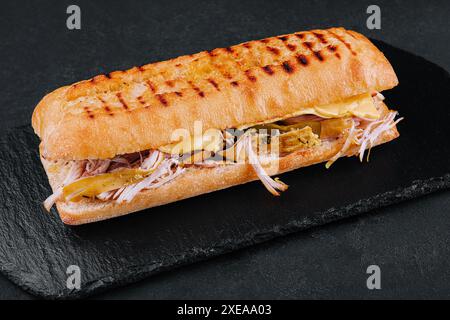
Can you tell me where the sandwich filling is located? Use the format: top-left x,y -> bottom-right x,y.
44,92 -> 402,210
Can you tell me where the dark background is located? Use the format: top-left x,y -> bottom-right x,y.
1,0 -> 449,299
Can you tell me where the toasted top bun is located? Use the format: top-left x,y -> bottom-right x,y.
32,27 -> 398,161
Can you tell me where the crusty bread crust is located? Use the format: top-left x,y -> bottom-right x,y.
42,106 -> 399,225
32,28 -> 398,161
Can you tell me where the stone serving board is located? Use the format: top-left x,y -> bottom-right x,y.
0,41 -> 448,298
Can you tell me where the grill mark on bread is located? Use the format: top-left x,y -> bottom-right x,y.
116,93 -> 129,110
98,97 -> 114,116
282,61 -> 295,74
98,97 -> 106,104
104,105 -> 113,115
220,70 -> 233,79
208,78 -> 220,91
206,49 -> 236,81
312,32 -> 328,44
137,95 -> 146,105
302,41 -> 325,62
245,70 -> 257,82
327,45 -> 337,52
266,46 -> 280,56
301,41 -> 317,58
230,81 -> 239,87
221,45 -> 250,82
295,33 -> 305,40
175,91 -> 183,97
156,94 -> 168,106
313,50 -> 324,61
83,106 -> 94,119
165,80 -> 175,87
138,95 -> 151,108
146,80 -> 156,93
328,30 -> 356,55
286,43 -> 297,51
277,35 -> 297,52
326,45 -> 341,59
302,41 -> 314,51
262,65 -> 274,75
188,81 -> 205,97
296,54 -> 309,66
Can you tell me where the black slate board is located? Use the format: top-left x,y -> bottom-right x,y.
0,41 -> 449,299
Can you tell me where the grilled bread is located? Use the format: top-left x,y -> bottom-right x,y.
32,27 -> 397,161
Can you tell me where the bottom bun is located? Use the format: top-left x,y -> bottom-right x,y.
42,123 -> 398,225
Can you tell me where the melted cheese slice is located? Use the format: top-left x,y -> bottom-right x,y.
238,93 -> 379,130
159,130 -> 223,155
312,93 -> 379,119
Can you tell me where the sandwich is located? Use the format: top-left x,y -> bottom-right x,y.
32,27 -> 402,225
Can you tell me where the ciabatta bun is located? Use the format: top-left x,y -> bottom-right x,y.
32,27 -> 398,161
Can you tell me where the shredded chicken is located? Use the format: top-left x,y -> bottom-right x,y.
325,120 -> 359,169
325,110 -> 403,168
116,157 -> 183,203
43,160 -> 86,211
372,91 -> 385,101
242,132 -> 288,196
357,111 -> 403,162
84,159 -> 111,176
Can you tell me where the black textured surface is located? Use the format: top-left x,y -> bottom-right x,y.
0,38 -> 449,298
1,0 -> 450,300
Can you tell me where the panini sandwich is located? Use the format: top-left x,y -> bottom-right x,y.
32,27 -> 402,225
